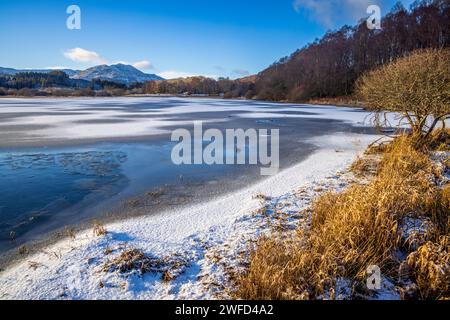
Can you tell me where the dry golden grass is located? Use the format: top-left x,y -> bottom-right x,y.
63,227 -> 76,240
307,96 -> 362,108
428,128 -> 450,152
236,135 -> 449,300
103,248 -> 189,281
406,236 -> 449,299
103,249 -> 152,274
349,155 -> 379,177
92,220 -> 108,237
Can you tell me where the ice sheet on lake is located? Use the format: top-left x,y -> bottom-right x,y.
0,98 -> 390,144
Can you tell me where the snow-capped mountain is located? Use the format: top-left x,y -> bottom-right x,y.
71,64 -> 163,84
0,64 -> 164,84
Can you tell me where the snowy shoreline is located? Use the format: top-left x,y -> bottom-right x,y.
0,131 -> 380,300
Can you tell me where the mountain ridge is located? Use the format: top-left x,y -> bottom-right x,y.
0,64 -> 164,84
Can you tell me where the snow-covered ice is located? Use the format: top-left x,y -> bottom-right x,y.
0,98 -> 387,143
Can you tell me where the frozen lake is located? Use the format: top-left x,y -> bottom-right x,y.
0,97 -> 376,254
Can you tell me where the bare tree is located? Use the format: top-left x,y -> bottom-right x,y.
356,49 -> 449,141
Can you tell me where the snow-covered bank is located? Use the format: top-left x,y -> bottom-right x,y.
0,132 -> 380,300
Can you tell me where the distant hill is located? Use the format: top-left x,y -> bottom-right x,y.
0,67 -> 21,75
71,64 -> 164,84
0,67 -> 79,77
0,64 -> 164,84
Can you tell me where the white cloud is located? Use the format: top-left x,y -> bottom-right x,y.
63,50 -> 156,71
293,0 -> 378,28
132,60 -> 154,70
63,48 -> 107,64
46,66 -> 71,70
115,60 -> 154,70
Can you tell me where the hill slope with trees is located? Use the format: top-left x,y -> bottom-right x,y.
251,0 -> 449,102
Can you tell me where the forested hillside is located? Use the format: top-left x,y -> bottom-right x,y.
0,71 -> 128,96
251,0 -> 449,101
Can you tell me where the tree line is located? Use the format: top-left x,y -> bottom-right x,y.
0,71 -> 129,97
142,76 -> 255,98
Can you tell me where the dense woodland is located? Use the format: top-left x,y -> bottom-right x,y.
252,0 -> 450,101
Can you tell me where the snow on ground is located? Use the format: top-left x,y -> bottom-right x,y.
0,131 -> 380,300
0,98 -> 387,142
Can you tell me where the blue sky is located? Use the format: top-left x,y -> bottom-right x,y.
0,0 -> 415,79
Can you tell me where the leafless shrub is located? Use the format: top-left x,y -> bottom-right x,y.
356,49 -> 450,144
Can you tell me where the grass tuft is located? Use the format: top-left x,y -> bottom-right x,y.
103,248 -> 189,281
92,220 -> 108,237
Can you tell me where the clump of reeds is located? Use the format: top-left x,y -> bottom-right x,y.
427,128 -> 450,152
103,249 -> 153,274
406,236 -> 449,299
92,220 -> 108,237
18,245 -> 28,255
349,156 -> 379,177
103,248 -> 189,281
